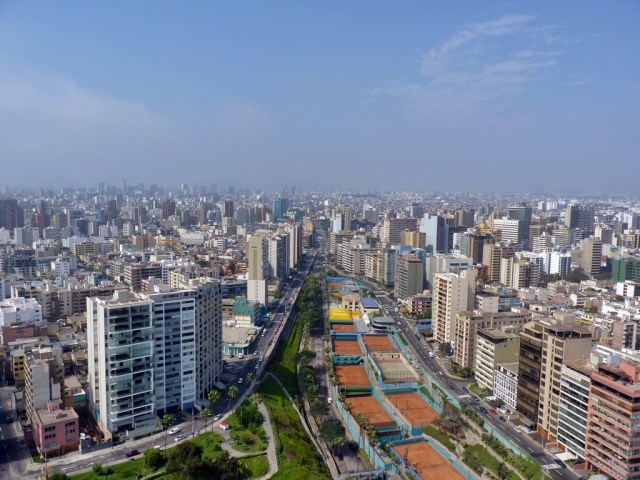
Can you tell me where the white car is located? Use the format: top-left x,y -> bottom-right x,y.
174,434 -> 187,442
428,351 -> 435,358
238,378 -> 243,384
213,414 -> 222,421
168,428 -> 180,435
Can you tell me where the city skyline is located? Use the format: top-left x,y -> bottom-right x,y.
1,2 -> 639,193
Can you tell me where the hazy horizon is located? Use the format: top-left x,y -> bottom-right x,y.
1,2 -> 638,194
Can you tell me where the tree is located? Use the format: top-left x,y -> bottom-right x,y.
439,342 -> 453,356
166,441 -> 206,480
209,451 -> 250,480
159,413 -> 175,456
200,407 -> 212,433
565,267 -> 588,283
293,349 -> 316,366
227,385 -> 239,409
319,420 -> 346,454
246,372 -> 254,383
497,461 -> 512,480
144,448 -> 164,470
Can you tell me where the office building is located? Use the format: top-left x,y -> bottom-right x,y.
425,253 -> 473,290
493,218 -> 521,245
548,251 -> 572,278
482,243 -> 515,283
272,197 -> 289,221
612,257 -> 640,283
581,236 -> 602,277
400,230 -> 426,249
222,200 -> 234,219
508,204 -> 533,243
394,256 -> 424,302
381,217 -> 418,245
420,214 -> 448,254
334,205 -> 353,232
0,198 -> 24,230
565,204 -> 594,234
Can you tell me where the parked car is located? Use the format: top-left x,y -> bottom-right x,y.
168,428 -> 180,435
499,416 -> 506,422
125,449 -> 140,458
489,409 -> 497,415
213,414 -> 222,421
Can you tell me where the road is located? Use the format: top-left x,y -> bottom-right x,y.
0,386 -> 26,480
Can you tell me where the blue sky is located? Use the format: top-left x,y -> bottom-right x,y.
1,1 -> 639,193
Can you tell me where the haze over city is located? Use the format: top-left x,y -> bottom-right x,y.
1,1 -> 639,193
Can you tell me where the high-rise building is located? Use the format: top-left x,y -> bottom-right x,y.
431,269 -> 477,344
272,197 -> 289,221
557,363 -> 590,461
565,204 -> 594,234
581,236 -> 602,277
334,205 -> 353,232
463,232 -> 494,264
585,359 -> 640,479
247,236 -> 269,305
162,199 -> 176,220
454,209 -> 475,228
394,256 -> 424,301
425,254 -> 473,290
420,214 -> 449,254
548,251 -> 572,278
474,329 -> 520,392
508,204 -> 533,243
400,230 -> 426,249
612,257 -> 640,283
381,217 -> 418,245
144,289 -> 197,412
493,218 -> 521,245
0,198 -> 24,230
87,291 -> 156,435
267,235 -> 288,279
222,200 -> 234,219
516,319 -> 592,436
482,243 -> 515,283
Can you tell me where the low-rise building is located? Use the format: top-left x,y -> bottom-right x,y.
32,403 -> 80,457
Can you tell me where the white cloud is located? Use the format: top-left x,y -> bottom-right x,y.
378,14 -> 565,117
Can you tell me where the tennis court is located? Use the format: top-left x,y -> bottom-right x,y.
348,395 -> 395,429
331,323 -> 356,332
393,441 -> 464,480
371,352 -> 419,384
335,365 -> 370,387
386,392 -> 438,428
333,339 -> 362,356
363,335 -> 396,352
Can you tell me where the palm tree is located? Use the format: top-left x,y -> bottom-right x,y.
227,385 -> 239,410
200,407 -> 212,433
496,462 -> 511,480
207,389 -> 221,430
249,392 -> 263,406
158,414 -> 174,457
246,372 -> 254,383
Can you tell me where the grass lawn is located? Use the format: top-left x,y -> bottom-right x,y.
423,425 -> 456,452
465,445 -> 521,480
228,423 -> 267,453
71,457 -> 147,480
239,454 -> 270,479
468,383 -> 491,397
268,318 -> 302,404
260,376 -> 330,480
193,431 -> 226,459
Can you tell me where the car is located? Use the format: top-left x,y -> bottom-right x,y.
213,414 -> 222,421
513,426 -> 522,433
428,351 -> 435,358
489,409 -> 497,415
5,416 -> 13,423
153,445 -> 161,450
479,407 -> 488,414
125,449 -> 140,458
238,378 -> 243,384
168,428 -> 180,435
175,434 -> 187,442
555,460 -> 566,468
499,416 -> 506,422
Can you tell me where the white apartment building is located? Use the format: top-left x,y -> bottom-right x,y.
87,291 -> 156,436
0,297 -> 43,326
143,289 -> 197,412
494,362 -> 519,412
425,253 -> 473,290
557,363 -> 590,460
493,218 -> 521,244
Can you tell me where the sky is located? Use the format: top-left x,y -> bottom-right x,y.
1,1 -> 639,194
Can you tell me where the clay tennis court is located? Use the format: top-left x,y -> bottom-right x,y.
331,324 -> 356,332
393,441 -> 464,480
386,392 -> 438,428
333,339 -> 362,356
363,335 -> 396,352
335,365 -> 370,387
348,395 -> 395,429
